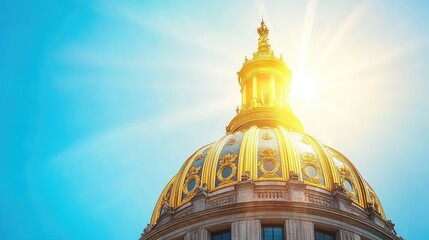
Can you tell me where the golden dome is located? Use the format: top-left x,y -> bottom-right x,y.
150,126 -> 386,225
149,21 -> 386,226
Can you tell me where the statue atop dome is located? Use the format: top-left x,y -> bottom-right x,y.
257,20 -> 271,52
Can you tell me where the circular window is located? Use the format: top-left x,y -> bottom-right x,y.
344,179 -> 353,192
305,165 -> 318,178
222,166 -> 233,178
187,179 -> 197,192
263,160 -> 276,171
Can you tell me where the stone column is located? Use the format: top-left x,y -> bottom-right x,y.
285,219 -> 314,240
232,219 -> 261,240
184,228 -> 210,240
335,229 -> 361,240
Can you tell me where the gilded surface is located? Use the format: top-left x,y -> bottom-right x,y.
227,137 -> 237,146
300,152 -> 322,184
337,164 -> 358,200
182,166 -> 202,201
217,154 -> 238,185
258,148 -> 280,178
262,132 -> 272,140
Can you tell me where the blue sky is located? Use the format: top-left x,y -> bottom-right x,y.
1,0 -> 429,239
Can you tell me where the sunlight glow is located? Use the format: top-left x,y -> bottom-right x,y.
290,69 -> 320,104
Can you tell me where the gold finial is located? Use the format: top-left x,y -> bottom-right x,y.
257,19 -> 269,37
257,19 -> 271,52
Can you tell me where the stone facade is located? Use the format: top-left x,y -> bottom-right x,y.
140,179 -> 400,240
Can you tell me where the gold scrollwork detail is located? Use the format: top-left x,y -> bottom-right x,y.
302,163 -> 321,184
300,152 -> 322,184
182,166 -> 202,201
341,177 -> 356,198
258,148 -> 280,178
369,191 -> 376,204
161,185 -> 173,205
217,154 -> 238,185
194,153 -> 203,161
227,137 -> 237,146
195,149 -> 208,161
368,190 -> 380,212
337,166 -> 352,178
262,132 -> 272,140
300,152 -> 317,163
337,166 -> 357,199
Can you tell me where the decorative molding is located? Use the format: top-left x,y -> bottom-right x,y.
305,193 -> 333,208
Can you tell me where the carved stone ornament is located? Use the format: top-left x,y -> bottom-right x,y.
386,220 -> 396,232
197,183 -> 209,197
367,202 -> 376,220
289,171 -> 299,181
143,224 -> 153,234
332,183 -> 348,194
162,202 -> 175,215
241,171 -> 251,181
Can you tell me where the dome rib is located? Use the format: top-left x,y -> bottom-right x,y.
209,133 -> 237,191
150,175 -> 176,225
273,127 -> 289,181
238,127 -> 255,182
306,135 -> 339,190
278,126 -> 300,177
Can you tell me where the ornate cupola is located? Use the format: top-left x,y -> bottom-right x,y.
227,20 -> 303,133
140,20 -> 401,240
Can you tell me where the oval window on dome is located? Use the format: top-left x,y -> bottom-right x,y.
222,166 -> 233,179
306,165 -> 318,178
344,179 -> 353,193
187,179 -> 197,192
263,160 -> 276,172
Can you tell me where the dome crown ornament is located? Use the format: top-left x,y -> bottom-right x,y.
226,20 -> 303,133
257,20 -> 271,52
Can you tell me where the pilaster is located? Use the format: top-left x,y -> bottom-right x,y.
285,219 -> 314,240
332,189 -> 353,212
336,229 -> 361,240
232,219 -> 261,240
287,179 -> 306,202
184,228 -> 210,240
235,181 -> 255,203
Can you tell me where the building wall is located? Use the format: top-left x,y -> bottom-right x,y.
141,180 -> 399,240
